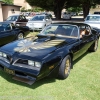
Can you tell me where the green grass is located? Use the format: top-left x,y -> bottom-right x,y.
0,32 -> 100,100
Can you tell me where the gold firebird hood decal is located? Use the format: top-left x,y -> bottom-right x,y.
14,37 -> 65,53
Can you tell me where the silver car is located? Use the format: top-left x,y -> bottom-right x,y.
26,14 -> 52,31
84,14 -> 100,29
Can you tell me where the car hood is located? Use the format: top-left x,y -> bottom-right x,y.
0,36 -> 75,59
85,21 -> 100,29
28,21 -> 46,24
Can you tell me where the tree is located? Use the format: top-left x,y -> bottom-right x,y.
2,0 -> 13,4
26,0 -> 100,19
66,0 -> 100,18
26,0 -> 66,19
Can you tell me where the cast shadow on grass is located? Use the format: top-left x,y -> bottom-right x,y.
0,70 -> 56,89
0,51 -> 91,89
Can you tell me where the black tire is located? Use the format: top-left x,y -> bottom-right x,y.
89,39 -> 98,52
58,55 -> 72,79
17,33 -> 24,40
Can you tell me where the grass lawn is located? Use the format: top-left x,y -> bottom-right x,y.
0,32 -> 100,100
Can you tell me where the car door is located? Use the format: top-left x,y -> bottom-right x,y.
78,25 -> 94,56
0,24 -> 15,46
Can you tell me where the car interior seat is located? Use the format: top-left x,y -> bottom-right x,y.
55,26 -> 66,35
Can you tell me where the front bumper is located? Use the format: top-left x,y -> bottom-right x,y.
0,60 -> 39,85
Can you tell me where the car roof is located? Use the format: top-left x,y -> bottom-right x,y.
87,14 -> 100,16
34,14 -> 47,16
8,14 -> 24,17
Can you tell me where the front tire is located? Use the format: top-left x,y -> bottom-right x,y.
17,33 -> 24,40
58,55 -> 72,79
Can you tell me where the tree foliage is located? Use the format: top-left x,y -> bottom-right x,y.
26,0 -> 66,19
66,0 -> 100,18
2,0 -> 13,4
26,0 -> 100,19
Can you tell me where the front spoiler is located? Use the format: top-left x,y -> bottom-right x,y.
12,76 -> 36,85
0,60 -> 38,85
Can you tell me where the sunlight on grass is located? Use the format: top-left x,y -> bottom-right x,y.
26,31 -> 39,37
0,35 -> 100,100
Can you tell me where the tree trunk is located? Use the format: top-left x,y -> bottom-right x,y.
54,0 -> 66,19
82,2 -> 91,19
54,0 -> 61,19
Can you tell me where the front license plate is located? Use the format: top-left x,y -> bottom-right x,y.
4,68 -> 15,75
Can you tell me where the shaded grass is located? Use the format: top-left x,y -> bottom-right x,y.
0,33 -> 100,100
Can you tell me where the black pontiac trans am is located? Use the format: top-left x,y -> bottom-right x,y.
0,22 -> 29,46
0,22 -> 99,85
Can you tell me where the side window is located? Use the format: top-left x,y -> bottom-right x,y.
85,25 -> 91,35
70,27 -> 78,37
79,25 -> 91,38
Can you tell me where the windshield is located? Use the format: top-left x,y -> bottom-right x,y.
6,16 -> 18,21
38,24 -> 79,38
85,16 -> 100,21
30,16 -> 45,21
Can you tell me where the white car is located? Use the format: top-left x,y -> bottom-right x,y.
62,12 -> 71,20
26,14 -> 52,31
84,14 -> 100,29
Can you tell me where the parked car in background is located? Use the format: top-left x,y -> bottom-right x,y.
26,14 -> 52,31
70,12 -> 77,16
0,22 -> 99,85
94,11 -> 100,14
0,22 -> 29,46
62,12 -> 71,20
84,14 -> 100,29
78,11 -> 83,16
5,15 -> 28,26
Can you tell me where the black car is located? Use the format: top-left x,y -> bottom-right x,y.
0,22 -> 99,85
0,22 -> 30,46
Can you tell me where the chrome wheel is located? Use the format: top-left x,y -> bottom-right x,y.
58,55 -> 72,79
17,33 -> 24,40
65,59 -> 70,74
94,40 -> 98,51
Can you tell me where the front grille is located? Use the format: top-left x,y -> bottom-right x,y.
16,59 -> 28,65
15,71 -> 27,76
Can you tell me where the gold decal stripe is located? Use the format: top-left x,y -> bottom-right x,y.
14,39 -> 65,52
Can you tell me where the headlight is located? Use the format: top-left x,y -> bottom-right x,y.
35,62 -> 41,68
0,52 -> 7,58
28,60 -> 41,68
0,52 -> 2,56
28,60 -> 34,66
3,53 -> 7,58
